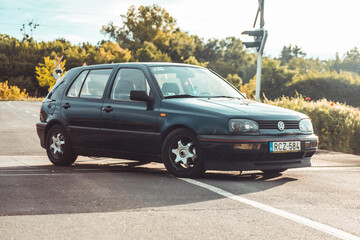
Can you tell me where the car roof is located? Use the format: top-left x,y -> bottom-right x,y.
71,62 -> 203,71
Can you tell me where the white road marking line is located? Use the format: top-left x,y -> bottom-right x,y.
0,173 -> 64,176
7,101 -> 16,109
32,114 -> 38,117
25,110 -> 30,113
0,169 -> 49,172
179,178 -> 360,240
0,156 -> 47,158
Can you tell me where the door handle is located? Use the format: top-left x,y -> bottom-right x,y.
62,103 -> 71,109
102,106 -> 113,113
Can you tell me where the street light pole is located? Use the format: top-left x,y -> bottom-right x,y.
255,50 -> 262,102
255,0 -> 264,102
242,0 -> 267,102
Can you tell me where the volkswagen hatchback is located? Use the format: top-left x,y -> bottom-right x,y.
36,63 -> 318,177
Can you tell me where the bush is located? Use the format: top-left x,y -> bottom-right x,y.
264,95 -> 360,155
0,81 -> 29,100
286,70 -> 360,107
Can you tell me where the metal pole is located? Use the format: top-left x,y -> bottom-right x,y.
255,54 -> 262,102
260,0 -> 264,29
255,0 -> 264,102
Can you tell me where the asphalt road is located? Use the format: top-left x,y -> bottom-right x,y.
0,101 -> 360,240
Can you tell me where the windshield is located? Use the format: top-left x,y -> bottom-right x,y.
150,66 -> 245,99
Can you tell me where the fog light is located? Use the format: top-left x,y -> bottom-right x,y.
233,143 -> 261,150
305,141 -> 318,149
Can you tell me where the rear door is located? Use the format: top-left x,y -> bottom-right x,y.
61,68 -> 115,152
100,67 -> 161,155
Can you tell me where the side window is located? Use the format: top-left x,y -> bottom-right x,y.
67,71 -> 88,97
80,69 -> 113,99
111,68 -> 150,100
47,72 -> 69,100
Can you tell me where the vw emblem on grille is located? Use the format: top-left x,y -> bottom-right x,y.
278,121 -> 285,131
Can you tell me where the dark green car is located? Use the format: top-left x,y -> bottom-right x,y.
36,63 -> 318,177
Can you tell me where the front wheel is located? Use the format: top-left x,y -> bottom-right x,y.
46,124 -> 77,166
162,128 -> 204,178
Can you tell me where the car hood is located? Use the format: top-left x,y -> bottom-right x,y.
164,98 -> 307,120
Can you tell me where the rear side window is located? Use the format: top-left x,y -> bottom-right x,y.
47,71 -> 69,100
67,71 -> 88,97
67,69 -> 113,99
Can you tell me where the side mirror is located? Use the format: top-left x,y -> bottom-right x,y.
130,90 -> 154,103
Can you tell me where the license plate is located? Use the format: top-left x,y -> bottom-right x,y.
269,141 -> 301,153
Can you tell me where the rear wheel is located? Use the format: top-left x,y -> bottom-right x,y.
46,125 -> 77,166
162,128 -> 204,178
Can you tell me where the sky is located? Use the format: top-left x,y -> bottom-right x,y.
0,0 -> 359,59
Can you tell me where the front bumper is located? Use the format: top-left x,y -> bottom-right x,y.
198,134 -> 318,171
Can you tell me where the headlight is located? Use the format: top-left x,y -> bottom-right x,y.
299,119 -> 313,132
229,119 -> 259,133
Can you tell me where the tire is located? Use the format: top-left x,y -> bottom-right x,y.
46,124 -> 77,166
162,128 -> 205,178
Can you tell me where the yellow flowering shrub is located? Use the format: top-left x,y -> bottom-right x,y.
0,81 -> 29,100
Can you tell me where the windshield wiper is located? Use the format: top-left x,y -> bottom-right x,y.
164,94 -> 196,99
210,96 -> 239,99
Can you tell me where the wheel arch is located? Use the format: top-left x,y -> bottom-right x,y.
161,124 -> 197,145
44,120 -> 67,148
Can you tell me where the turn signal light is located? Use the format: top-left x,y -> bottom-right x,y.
305,141 -> 318,149
233,143 -> 261,150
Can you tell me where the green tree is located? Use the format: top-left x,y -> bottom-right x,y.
134,41 -> 171,62
327,52 -> 342,73
95,41 -> 132,63
279,45 -> 306,65
102,5 -> 176,52
341,47 -> 360,75
183,56 -> 208,67
256,58 -> 295,100
286,57 -> 327,74
205,37 -> 257,82
225,73 -> 242,89
167,30 -> 197,62
102,5 -> 199,63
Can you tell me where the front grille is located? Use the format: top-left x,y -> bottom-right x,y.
257,120 -> 299,130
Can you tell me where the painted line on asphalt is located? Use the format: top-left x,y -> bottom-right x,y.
179,178 -> 360,240
291,167 -> 360,172
0,169 -> 49,172
0,173 -> 64,176
7,101 -> 16,109
32,114 -> 38,117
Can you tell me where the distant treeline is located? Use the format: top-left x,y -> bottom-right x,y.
0,4 -> 359,107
